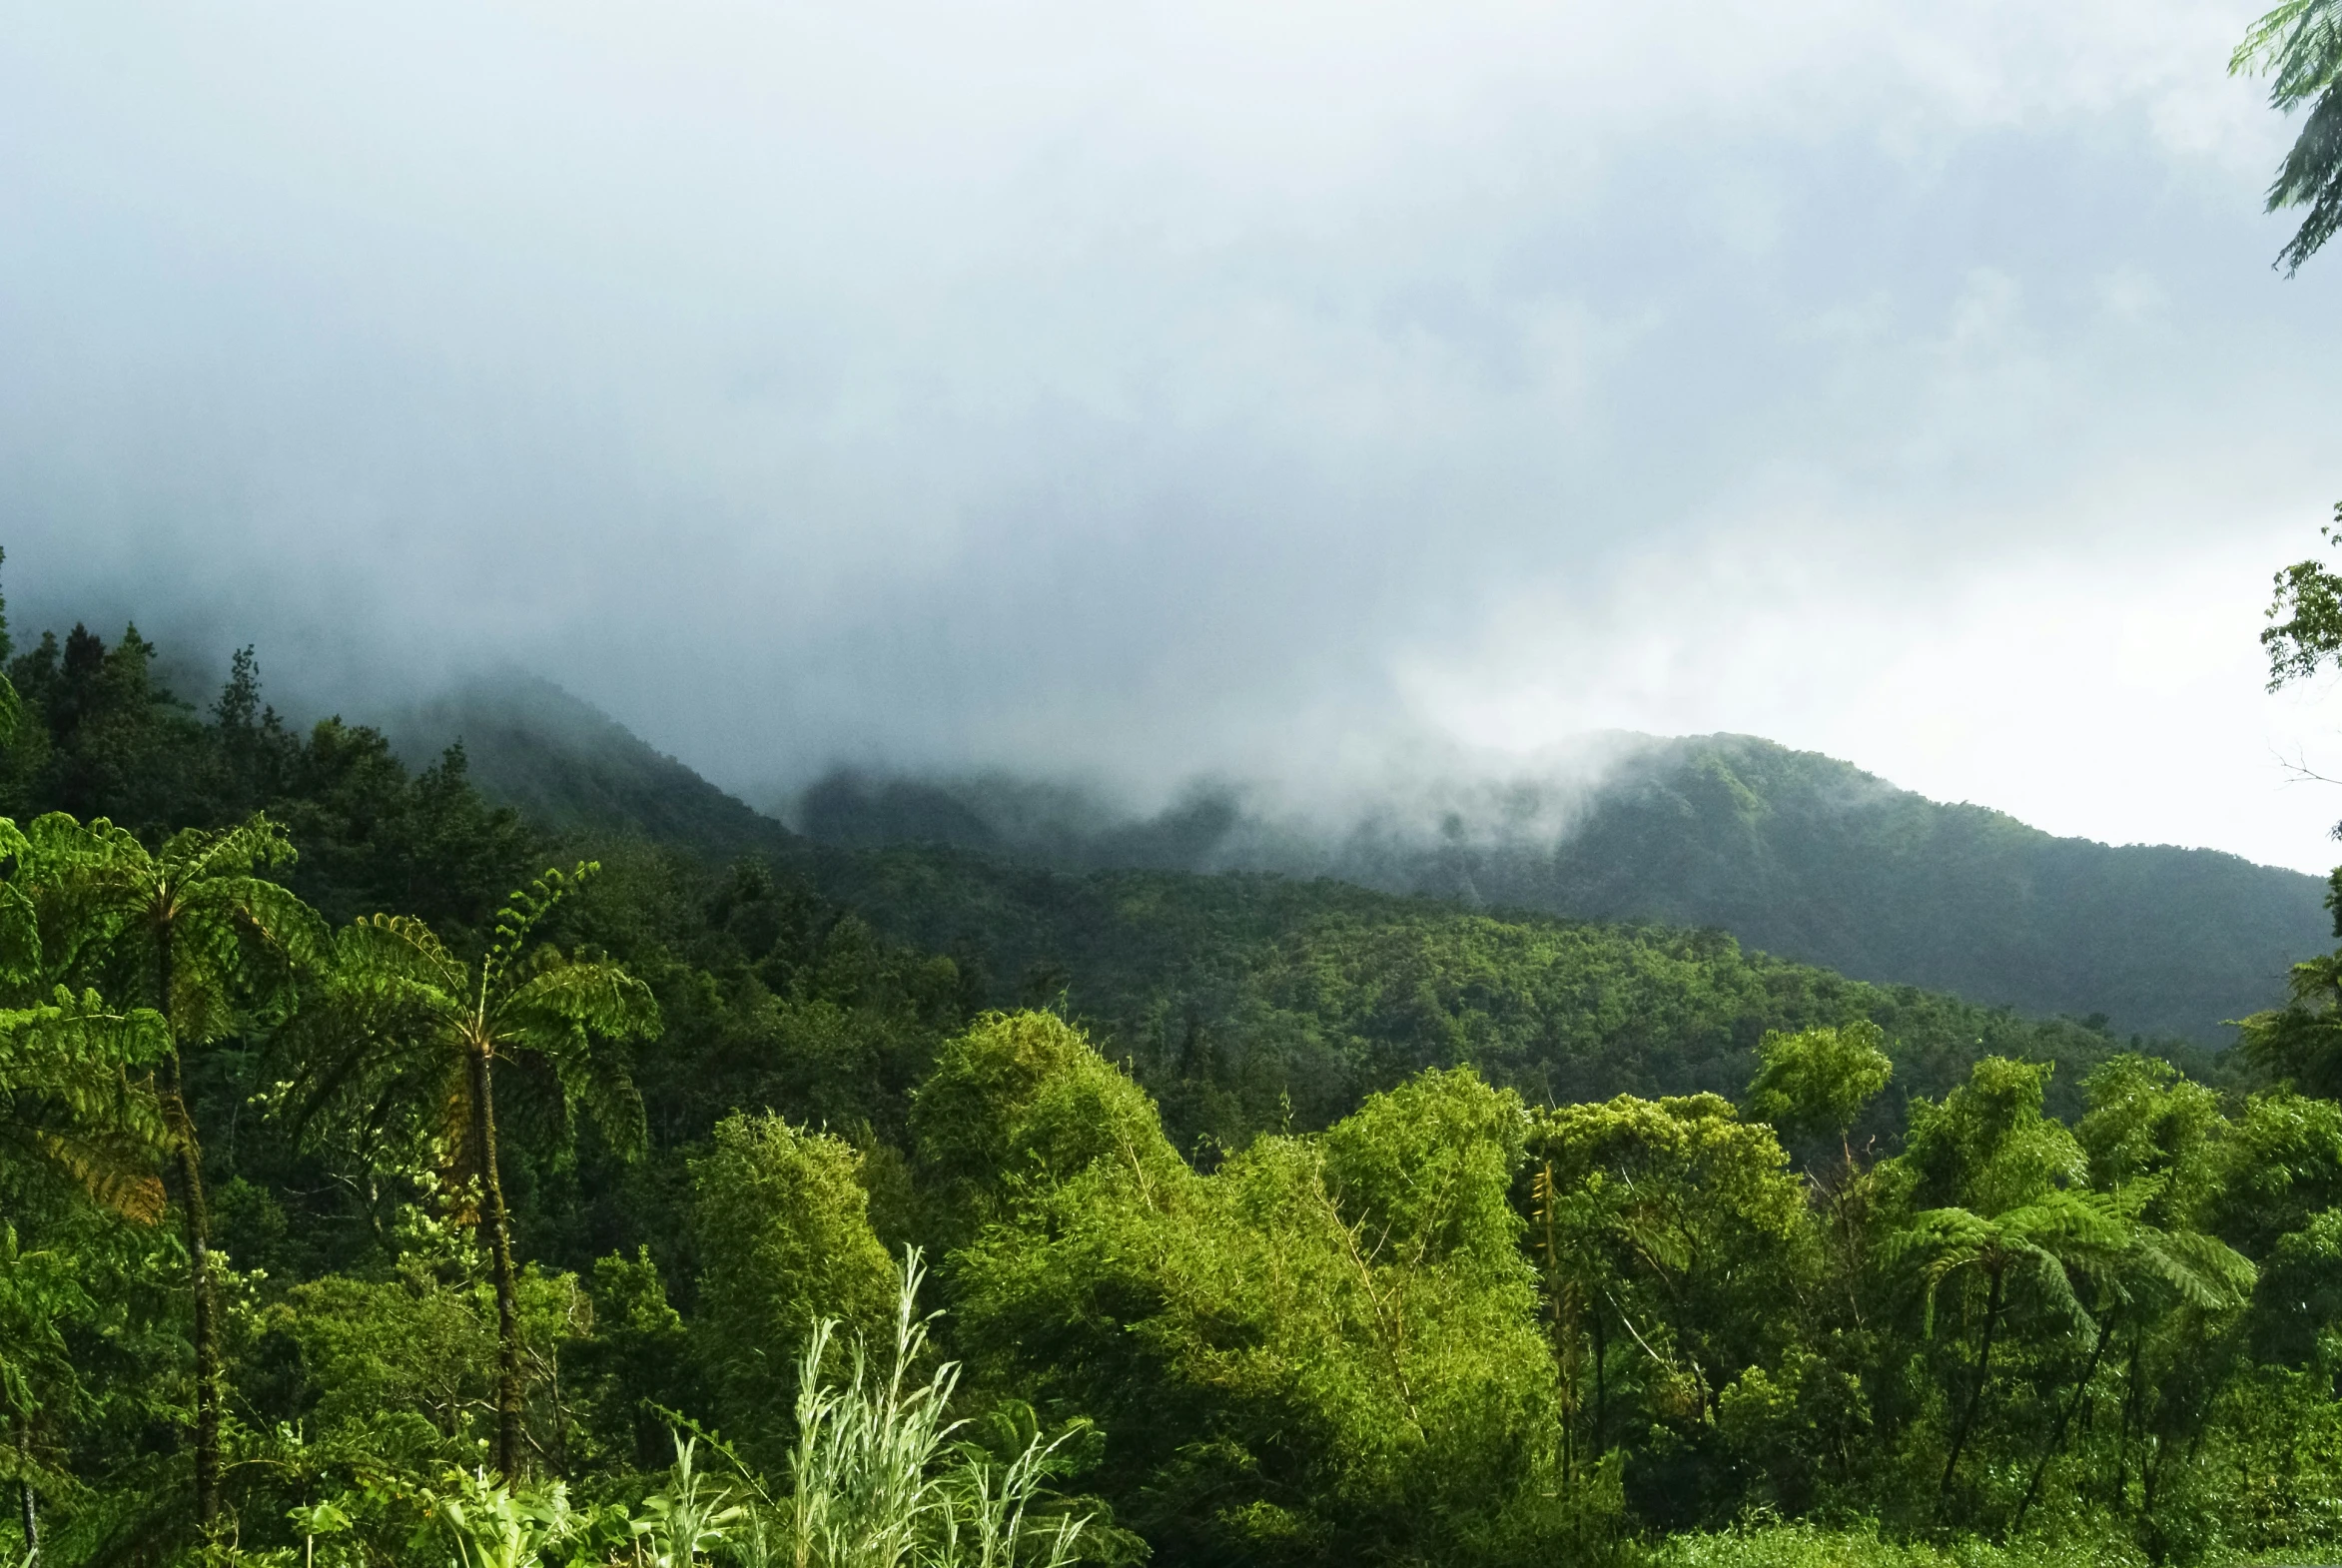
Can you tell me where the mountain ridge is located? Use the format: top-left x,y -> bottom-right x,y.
391,678 -> 2329,1046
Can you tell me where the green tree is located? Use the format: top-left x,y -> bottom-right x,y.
687,1114 -> 899,1468
293,865 -> 658,1480
911,1010 -> 1181,1253
1528,1091 -> 1813,1524
1881,1059 -> 2131,1512
1745,1021 -> 1893,1155
8,626 -> 211,836
2003,1057 -> 2257,1536
2266,521 -> 2342,696
2240,950 -> 2342,1097
19,811 -> 325,1528
2258,518 -> 2342,900
946,1023 -> 1558,1565
2234,1 -> 2342,273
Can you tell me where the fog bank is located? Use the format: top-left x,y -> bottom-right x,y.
5,2 -> 2341,868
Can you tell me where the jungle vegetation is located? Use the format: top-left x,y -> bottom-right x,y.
3,518 -> 2342,1568
10,7 -> 2342,1568
789,735 -> 2326,1051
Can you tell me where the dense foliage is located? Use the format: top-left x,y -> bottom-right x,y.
790,734 -> 2324,1048
7,604 -> 2342,1568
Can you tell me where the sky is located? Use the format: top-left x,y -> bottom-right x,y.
4,1 -> 2342,870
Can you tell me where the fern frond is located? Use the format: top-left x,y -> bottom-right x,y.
28,1130 -> 167,1222
341,914 -> 468,995
497,959 -> 661,1049
2135,1227 -> 2258,1312
2001,1187 -> 2129,1257
485,863 -> 598,982
0,987 -> 171,1213
0,880 -> 44,994
2235,0 -> 2342,269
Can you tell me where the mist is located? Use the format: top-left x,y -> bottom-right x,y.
6,1 -> 2342,870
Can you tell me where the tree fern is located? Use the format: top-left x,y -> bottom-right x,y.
0,988 -> 171,1223
288,863 -> 659,1481
16,810 -> 327,1528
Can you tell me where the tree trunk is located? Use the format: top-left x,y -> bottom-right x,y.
1940,1264 -> 2004,1505
17,1422 -> 37,1567
1535,1166 -> 1580,1480
157,922 -> 222,1531
171,1101 -> 220,1528
2113,1328 -> 2144,1509
2012,1313 -> 2113,1536
1593,1303 -> 1608,1455
469,1044 -> 524,1481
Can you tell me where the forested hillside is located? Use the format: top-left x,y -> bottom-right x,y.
795,735 -> 2330,1045
389,677 -> 789,860
10,607 -> 2342,1568
20,0 -> 2342,1562
390,676 -> 2197,1135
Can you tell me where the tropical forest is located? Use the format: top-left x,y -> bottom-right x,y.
16,2 -> 2342,1568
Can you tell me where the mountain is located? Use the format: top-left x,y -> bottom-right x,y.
390,679 -> 2326,1047
793,736 -> 2332,1046
380,678 -> 2187,1136
389,675 -> 794,862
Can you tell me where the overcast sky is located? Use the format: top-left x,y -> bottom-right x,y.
5,1 -> 2342,868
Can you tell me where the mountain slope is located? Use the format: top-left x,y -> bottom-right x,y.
797,736 -> 2332,1045
390,679 -> 2324,1047
390,675 -> 793,862
1499,736 -> 2327,1044
365,674 -> 2258,1140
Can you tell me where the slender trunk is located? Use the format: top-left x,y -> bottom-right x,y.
547,1335 -> 569,1477
172,1107 -> 219,1527
469,1044 -> 524,1482
2113,1329 -> 2144,1509
2140,1366 -> 2196,1531
1837,1144 -> 1867,1329
1941,1264 -> 2005,1505
1593,1303 -> 1608,1454
157,921 -> 222,1531
17,1422 -> 37,1567
1536,1166 -> 1578,1480
2012,1313 -> 2114,1537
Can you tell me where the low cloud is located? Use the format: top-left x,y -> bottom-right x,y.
2,0 -> 2337,868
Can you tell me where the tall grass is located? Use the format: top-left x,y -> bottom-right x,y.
724,1249 -> 1090,1568
412,1251 -> 1091,1568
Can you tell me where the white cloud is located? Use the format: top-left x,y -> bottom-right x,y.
0,0 -> 2333,869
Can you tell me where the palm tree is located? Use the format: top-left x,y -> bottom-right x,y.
292,864 -> 658,1480
1887,1186 -> 2130,1506
18,812 -> 326,1528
